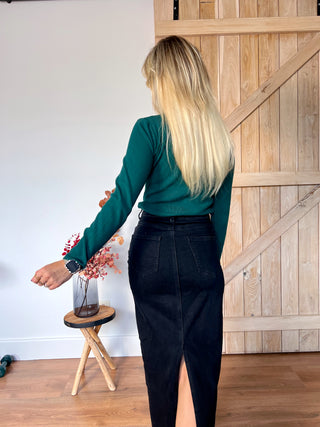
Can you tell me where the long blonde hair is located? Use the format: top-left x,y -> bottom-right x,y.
142,36 -> 234,197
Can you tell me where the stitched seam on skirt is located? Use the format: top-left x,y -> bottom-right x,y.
172,229 -> 184,353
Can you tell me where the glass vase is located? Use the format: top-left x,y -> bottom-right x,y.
73,273 -> 99,318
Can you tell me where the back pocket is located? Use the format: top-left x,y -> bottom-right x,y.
187,235 -> 222,279
128,234 -> 161,278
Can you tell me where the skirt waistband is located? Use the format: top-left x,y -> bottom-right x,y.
139,210 -> 211,224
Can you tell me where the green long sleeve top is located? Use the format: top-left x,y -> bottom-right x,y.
64,115 -> 234,268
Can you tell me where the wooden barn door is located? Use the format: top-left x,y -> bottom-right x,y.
154,0 -> 320,354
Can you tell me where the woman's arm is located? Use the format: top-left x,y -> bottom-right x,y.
31,119 -> 155,290
211,168 -> 234,259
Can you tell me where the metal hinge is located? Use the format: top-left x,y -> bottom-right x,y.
174,0 -> 179,20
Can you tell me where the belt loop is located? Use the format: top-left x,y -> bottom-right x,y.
138,209 -> 143,220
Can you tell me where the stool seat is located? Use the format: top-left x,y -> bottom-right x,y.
64,305 -> 115,329
64,305 -> 116,395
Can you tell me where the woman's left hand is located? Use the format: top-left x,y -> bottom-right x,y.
31,260 -> 72,290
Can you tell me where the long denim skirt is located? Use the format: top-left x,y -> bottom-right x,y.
128,211 -> 225,427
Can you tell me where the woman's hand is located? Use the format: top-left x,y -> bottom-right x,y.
31,260 -> 72,290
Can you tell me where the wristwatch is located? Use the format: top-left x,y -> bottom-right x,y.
64,259 -> 82,274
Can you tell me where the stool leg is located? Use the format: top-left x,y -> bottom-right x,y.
71,340 -> 91,396
81,328 -> 116,391
71,325 -> 102,396
87,327 -> 116,370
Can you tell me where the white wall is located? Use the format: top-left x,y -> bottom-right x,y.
0,0 -> 154,360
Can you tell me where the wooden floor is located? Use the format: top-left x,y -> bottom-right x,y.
0,352 -> 320,426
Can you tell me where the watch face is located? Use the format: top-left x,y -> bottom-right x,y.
66,260 -> 80,273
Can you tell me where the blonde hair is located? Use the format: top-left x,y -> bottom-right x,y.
142,36 -> 234,197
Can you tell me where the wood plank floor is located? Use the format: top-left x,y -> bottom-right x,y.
0,352 -> 319,426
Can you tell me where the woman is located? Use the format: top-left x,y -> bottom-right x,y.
32,36 -> 234,427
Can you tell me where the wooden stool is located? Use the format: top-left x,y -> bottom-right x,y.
64,305 -> 116,395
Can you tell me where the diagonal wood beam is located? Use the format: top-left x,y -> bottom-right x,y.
224,185 -> 320,284
224,33 -> 320,132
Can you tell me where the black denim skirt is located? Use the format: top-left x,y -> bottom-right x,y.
128,211 -> 225,427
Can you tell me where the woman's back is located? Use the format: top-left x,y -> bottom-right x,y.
134,115 -> 216,216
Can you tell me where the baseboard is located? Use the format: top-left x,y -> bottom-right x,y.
0,334 -> 142,361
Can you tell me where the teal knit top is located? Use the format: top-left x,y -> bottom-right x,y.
64,115 -> 234,268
